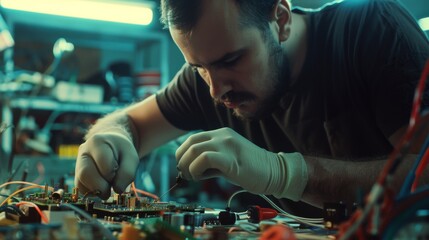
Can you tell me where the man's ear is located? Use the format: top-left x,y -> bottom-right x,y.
271,0 -> 292,42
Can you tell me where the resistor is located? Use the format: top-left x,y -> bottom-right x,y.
44,184 -> 49,199
72,187 -> 79,202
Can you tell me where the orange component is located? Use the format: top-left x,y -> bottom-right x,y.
119,223 -> 146,240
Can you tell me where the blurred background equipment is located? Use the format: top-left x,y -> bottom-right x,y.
0,13 -> 13,52
0,0 -> 171,211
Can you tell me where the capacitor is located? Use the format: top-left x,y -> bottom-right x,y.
170,213 -> 184,228
184,212 -> 195,234
52,189 -> 64,200
162,212 -> 172,224
184,212 -> 195,226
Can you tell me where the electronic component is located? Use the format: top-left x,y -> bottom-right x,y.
218,210 -> 237,225
0,183 -> 329,239
219,205 -> 278,225
247,205 -> 278,223
0,211 -> 18,225
92,200 -> 203,219
323,202 -> 348,229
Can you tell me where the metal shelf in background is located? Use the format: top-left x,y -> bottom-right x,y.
3,154 -> 76,186
1,97 -> 124,175
8,97 -> 125,114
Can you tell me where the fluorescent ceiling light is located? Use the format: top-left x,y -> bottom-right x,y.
1,0 -> 153,25
419,17 -> 429,31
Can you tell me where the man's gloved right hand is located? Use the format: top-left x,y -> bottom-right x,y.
74,132 -> 139,199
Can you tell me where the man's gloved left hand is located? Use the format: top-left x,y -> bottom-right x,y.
176,127 -> 308,201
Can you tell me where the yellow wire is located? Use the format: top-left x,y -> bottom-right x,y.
0,185 -> 48,206
0,181 -> 54,191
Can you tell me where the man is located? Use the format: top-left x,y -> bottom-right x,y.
75,0 -> 429,211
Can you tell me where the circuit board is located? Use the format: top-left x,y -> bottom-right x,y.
0,186 -> 330,240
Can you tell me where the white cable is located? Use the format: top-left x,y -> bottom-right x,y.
258,194 -> 324,222
226,189 -> 247,208
226,190 -> 324,228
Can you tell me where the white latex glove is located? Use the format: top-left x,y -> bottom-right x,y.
75,130 -> 139,200
176,127 -> 308,201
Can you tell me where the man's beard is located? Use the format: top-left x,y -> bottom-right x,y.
215,34 -> 290,120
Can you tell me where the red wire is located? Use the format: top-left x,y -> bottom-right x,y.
337,59 -> 429,239
16,201 -> 49,223
410,59 -> 429,127
131,182 -> 159,200
134,188 -> 160,201
411,147 -> 429,192
131,182 -> 140,199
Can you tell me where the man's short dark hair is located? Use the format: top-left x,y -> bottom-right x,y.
160,0 -> 278,33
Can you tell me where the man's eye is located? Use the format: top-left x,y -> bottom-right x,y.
225,56 -> 238,64
222,56 -> 240,67
192,66 -> 208,75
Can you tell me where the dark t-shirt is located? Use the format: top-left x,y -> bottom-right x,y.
157,0 -> 429,159
155,0 -> 429,215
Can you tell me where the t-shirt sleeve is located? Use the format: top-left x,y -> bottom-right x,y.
155,64 -> 215,131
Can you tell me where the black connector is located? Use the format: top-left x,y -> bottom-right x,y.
219,210 -> 237,225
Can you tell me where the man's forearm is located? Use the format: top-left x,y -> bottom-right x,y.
301,154 -> 421,208
85,110 -> 139,148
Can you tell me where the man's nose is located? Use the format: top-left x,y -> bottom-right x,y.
207,70 -> 231,99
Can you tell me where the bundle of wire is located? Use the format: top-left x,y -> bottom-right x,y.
337,59 -> 429,240
226,190 -> 325,228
